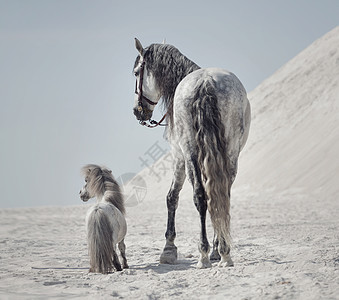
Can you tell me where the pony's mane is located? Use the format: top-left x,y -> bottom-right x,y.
134,43 -> 200,127
81,164 -> 125,214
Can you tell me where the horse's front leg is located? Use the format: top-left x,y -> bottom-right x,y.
160,158 -> 186,264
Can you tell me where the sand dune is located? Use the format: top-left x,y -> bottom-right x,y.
0,27 -> 338,299
235,26 -> 339,198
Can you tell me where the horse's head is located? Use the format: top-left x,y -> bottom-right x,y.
133,38 -> 161,122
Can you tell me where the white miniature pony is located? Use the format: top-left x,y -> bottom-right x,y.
133,39 -> 251,268
79,164 -> 128,273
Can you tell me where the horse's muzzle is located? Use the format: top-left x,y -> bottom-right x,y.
133,106 -> 153,122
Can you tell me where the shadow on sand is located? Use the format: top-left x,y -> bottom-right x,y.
133,259 -> 197,274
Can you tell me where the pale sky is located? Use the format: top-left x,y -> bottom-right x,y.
0,0 -> 338,208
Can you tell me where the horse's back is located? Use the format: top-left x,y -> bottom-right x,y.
173,67 -> 251,151
175,68 -> 245,98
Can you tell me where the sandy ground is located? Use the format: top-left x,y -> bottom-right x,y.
0,184 -> 338,299
1,27 -> 339,300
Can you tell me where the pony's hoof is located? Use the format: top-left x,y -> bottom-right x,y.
123,263 -> 129,269
114,262 -> 123,272
160,244 -> 177,264
210,249 -> 221,261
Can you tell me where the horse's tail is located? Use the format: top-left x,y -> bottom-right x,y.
87,207 -> 114,274
192,79 -> 232,245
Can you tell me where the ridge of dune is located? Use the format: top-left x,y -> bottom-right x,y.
234,26 -> 339,197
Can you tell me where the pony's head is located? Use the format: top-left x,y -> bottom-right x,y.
79,164 -> 112,202
133,38 -> 162,122
79,179 -> 91,202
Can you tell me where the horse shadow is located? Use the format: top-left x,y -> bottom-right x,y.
133,259 -> 196,274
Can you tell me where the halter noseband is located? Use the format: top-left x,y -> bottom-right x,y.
135,61 -> 167,128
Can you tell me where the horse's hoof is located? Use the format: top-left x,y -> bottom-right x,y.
160,244 -> 177,264
210,249 -> 221,261
123,263 -> 129,269
160,255 -> 177,264
160,251 -> 177,264
196,254 -> 212,269
196,259 -> 212,269
218,256 -> 234,267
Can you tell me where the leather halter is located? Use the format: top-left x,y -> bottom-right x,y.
135,61 -> 167,128
135,61 -> 158,108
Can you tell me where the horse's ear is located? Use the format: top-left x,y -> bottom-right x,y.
135,38 -> 145,56
162,38 -> 166,44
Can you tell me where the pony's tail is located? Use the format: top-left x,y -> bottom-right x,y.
87,207 -> 114,274
192,79 -> 232,246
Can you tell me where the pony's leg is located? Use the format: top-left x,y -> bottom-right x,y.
118,239 -> 129,269
112,246 -> 122,271
210,233 -> 221,261
160,158 -> 186,264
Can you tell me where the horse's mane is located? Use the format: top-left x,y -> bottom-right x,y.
81,164 -> 125,214
134,43 -> 200,127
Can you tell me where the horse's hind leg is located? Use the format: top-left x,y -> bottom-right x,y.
217,184 -> 234,267
218,237 -> 234,267
210,233 -> 221,261
118,239 -> 129,269
187,159 -> 211,269
194,185 -> 211,268
160,157 -> 186,264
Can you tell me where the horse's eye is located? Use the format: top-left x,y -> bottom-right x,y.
134,70 -> 139,77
